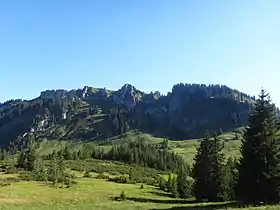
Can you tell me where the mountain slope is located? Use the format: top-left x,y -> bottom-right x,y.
0,83 -> 254,150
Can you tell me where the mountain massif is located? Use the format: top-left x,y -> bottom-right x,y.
0,83 -> 254,151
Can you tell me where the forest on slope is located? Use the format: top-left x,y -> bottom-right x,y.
0,83 -> 254,151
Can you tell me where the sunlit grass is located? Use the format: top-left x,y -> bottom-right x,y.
0,172 -> 278,210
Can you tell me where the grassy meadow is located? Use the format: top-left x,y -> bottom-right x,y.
0,172 -> 279,210
2,129 -> 280,209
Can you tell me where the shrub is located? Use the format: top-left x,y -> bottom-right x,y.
140,184 -> 144,189
96,173 -> 109,180
108,175 -> 129,184
5,166 -> 20,174
83,171 -> 92,178
4,177 -> 21,183
120,191 -> 126,201
0,182 -> 11,187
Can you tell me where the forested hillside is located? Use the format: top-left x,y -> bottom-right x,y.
0,83 -> 254,150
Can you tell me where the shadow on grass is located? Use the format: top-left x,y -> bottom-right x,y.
114,196 -> 244,209
148,191 -> 175,199
126,196 -> 198,204
151,202 -> 243,210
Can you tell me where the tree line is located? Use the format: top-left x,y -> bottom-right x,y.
41,137 -> 188,173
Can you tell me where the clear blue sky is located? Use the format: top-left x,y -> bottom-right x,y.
0,0 -> 279,104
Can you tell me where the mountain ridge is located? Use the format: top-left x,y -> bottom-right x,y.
0,83 -> 255,151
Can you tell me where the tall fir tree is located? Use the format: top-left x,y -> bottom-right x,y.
193,132 -> 227,202
223,157 -> 238,201
177,165 -> 193,199
237,89 -> 280,204
25,145 -> 37,171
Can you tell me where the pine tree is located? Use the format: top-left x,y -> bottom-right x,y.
63,146 -> 71,160
223,157 -> 237,201
166,173 -> 172,192
77,150 -> 82,160
17,151 -> 27,169
51,150 -> 57,159
193,132 -> 226,202
0,149 -> 7,160
171,177 -> 179,198
73,152 -> 78,160
237,89 -> 280,204
25,145 -> 37,171
177,165 -> 193,199
159,175 -> 166,191
129,168 -> 135,181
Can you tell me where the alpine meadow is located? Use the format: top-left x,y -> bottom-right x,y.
1,1 -> 280,209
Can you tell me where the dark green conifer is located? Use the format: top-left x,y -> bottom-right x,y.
25,145 -> 37,171
177,165 -> 192,199
237,89 -> 280,204
63,146 -> 71,160
166,173 -> 172,192
171,177 -> 179,198
193,132 -> 226,201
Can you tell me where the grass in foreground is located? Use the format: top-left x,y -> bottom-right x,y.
0,173 -> 279,210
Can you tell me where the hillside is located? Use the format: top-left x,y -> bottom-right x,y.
33,129 -> 244,164
0,83 -> 254,150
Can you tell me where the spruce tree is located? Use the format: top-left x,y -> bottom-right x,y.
17,151 -> 27,169
171,177 -> 179,198
159,175 -> 166,191
167,173 -> 172,192
63,146 -> 71,160
177,165 -> 193,198
17,145 -> 37,171
237,89 -> 280,204
193,132 -> 226,202
223,157 -> 237,201
25,145 -> 37,171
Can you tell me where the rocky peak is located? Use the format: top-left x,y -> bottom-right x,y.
82,86 -> 89,98
40,89 -> 68,100
112,84 -> 144,108
119,84 -> 135,95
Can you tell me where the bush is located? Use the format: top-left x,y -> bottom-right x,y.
83,171 -> 92,178
5,166 -> 20,174
120,191 -> 126,201
110,171 -> 121,176
143,177 -> 157,186
96,173 -> 109,180
64,177 -> 77,188
108,175 -> 129,184
0,182 -> 11,187
158,176 -> 166,191
140,184 -> 144,189
4,177 -> 21,183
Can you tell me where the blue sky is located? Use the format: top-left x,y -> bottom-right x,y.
0,0 -> 279,104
